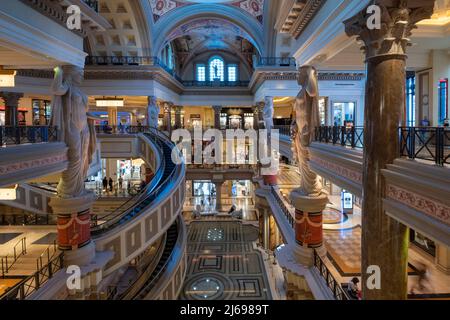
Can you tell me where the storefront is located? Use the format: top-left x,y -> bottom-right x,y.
32,99 -> 51,125
331,101 -> 356,127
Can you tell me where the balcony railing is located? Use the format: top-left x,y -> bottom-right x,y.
399,127 -> 450,166
0,126 -> 58,147
314,126 -> 450,166
254,57 -> 297,68
273,125 -> 291,137
314,126 -> 364,149
313,250 -> 349,300
270,186 -> 295,228
182,80 -> 250,87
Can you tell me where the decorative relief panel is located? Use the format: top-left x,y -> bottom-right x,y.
386,184 -> 450,226
310,156 -> 362,184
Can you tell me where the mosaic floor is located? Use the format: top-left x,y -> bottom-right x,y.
180,221 -> 272,300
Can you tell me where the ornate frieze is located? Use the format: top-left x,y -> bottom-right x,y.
386,184 -> 450,226
310,155 -> 363,184
0,153 -> 68,176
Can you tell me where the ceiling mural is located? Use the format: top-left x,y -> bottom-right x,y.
149,0 -> 265,24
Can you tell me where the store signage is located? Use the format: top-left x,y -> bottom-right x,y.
96,98 -> 124,107
0,71 -> 16,87
0,185 -> 17,200
342,190 -> 353,210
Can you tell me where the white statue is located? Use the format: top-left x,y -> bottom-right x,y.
292,66 -> 322,196
263,96 -> 274,130
50,66 -> 96,198
147,96 -> 159,128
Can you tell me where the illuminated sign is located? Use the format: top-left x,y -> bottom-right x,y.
95,98 -> 124,107
0,70 -> 16,87
342,190 -> 353,210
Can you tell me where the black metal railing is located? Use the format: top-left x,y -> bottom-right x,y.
273,125 -> 291,137
314,126 -> 450,166
182,80 -> 250,87
313,250 -> 348,300
82,0 -> 99,12
314,126 -> 364,149
0,126 -> 58,146
270,187 -> 295,228
95,125 -> 153,135
0,213 -> 56,226
0,252 -> 64,300
255,57 -> 296,68
399,127 -> 450,166
1,237 -> 27,278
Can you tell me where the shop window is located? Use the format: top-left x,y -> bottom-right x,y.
209,56 -> 225,81
406,74 -> 416,126
438,78 -> 448,124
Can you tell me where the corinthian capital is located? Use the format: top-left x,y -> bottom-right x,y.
344,0 -> 435,60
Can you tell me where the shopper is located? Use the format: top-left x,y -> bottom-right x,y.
108,177 -> 113,192
118,176 -> 123,189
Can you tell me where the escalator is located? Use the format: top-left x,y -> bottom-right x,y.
117,220 -> 179,300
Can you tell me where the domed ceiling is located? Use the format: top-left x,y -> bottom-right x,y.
150,0 -> 264,23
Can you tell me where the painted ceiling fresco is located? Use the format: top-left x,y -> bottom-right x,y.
149,0 -> 265,23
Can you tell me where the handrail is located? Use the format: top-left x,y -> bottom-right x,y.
1,237 -> 27,277
254,57 -> 296,68
0,252 -> 64,300
313,250 -> 348,300
0,126 -> 58,146
270,187 -> 295,228
36,241 -> 58,272
314,126 -> 450,166
91,128 -> 182,237
90,130 -> 166,230
131,219 -> 183,300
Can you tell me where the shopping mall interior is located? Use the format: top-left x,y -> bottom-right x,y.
0,0 -> 449,301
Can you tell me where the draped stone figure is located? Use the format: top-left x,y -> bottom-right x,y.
263,96 -> 274,131
51,66 -> 96,198
147,96 -> 159,128
292,66 -> 322,196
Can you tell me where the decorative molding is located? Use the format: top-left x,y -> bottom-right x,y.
18,0 -> 87,37
0,153 -> 68,176
291,0 -> 326,39
318,72 -> 365,81
310,155 -> 362,184
386,184 -> 450,227
344,0 -> 435,60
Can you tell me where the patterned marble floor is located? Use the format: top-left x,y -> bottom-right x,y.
180,221 -> 272,300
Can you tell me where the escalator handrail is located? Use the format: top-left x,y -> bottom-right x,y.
91,129 -> 183,237
132,218 -> 183,300
90,133 -> 166,227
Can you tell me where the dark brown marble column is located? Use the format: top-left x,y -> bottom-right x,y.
163,102 -> 173,132
344,0 -> 435,300
174,106 -> 182,129
212,106 -> 222,129
0,92 -> 23,126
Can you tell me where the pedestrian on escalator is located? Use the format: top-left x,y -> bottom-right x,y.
109,177 -> 113,192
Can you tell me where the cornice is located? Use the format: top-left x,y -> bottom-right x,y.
291,0 -> 326,39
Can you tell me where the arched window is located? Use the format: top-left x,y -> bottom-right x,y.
209,56 -> 225,81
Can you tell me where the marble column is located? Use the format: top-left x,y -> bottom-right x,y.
174,106 -> 183,129
108,106 -> 118,129
212,105 -> 222,129
214,181 -> 223,212
252,105 -> 260,130
146,96 -> 159,128
344,0 -> 435,300
0,92 -> 23,126
163,102 -> 173,132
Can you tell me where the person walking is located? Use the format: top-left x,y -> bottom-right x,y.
102,177 -> 108,191
108,177 -> 113,192
118,176 -> 123,190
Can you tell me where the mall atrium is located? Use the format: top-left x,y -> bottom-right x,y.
0,0 -> 449,301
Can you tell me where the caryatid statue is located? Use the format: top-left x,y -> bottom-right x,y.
50,66 -> 97,198
147,96 -> 160,128
292,66 -> 322,197
263,96 -> 274,131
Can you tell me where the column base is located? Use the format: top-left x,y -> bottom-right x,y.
50,192 -> 96,266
